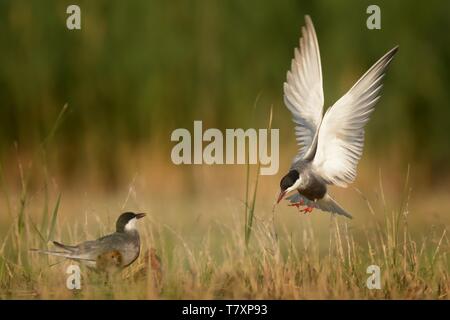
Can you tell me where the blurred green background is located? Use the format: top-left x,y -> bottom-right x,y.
0,0 -> 449,188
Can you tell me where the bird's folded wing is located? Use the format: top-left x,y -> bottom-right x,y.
30,248 -> 96,261
284,15 -> 324,165
312,46 -> 398,187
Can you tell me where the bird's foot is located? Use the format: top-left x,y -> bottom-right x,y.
288,199 -> 305,209
300,206 -> 314,214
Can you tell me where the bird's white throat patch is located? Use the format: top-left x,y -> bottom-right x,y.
125,218 -> 137,231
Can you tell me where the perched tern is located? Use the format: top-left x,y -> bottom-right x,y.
31,212 -> 146,271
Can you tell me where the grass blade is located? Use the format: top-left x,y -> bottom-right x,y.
245,163 -> 260,246
40,183 -> 49,234
16,148 -> 29,236
30,217 -> 47,244
0,161 -> 12,219
40,103 -> 68,150
244,106 -> 273,246
47,193 -> 62,241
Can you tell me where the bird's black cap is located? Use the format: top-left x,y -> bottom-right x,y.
280,170 -> 299,191
116,212 -> 146,232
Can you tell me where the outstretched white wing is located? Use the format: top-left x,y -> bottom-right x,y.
312,46 -> 398,187
284,15 -> 324,164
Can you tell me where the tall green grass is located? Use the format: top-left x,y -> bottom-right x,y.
0,104 -> 448,299
1,169 -> 448,299
244,107 -> 273,246
0,173 -> 449,298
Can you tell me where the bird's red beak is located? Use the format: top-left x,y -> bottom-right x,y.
277,191 -> 286,204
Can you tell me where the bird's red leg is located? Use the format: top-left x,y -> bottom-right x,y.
288,199 -> 304,209
300,206 -> 314,214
